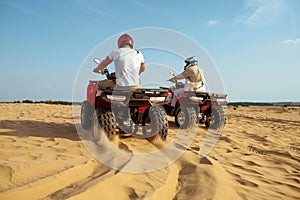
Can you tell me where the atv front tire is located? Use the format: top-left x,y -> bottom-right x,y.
175,107 -> 197,129
81,101 -> 93,130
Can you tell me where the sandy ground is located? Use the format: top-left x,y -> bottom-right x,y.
0,103 -> 299,200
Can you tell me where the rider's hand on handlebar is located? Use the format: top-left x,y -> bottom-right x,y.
168,77 -> 176,83
93,68 -> 105,75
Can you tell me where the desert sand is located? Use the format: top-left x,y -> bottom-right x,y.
0,103 -> 299,200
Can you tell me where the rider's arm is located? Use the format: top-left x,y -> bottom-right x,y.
181,68 -> 193,79
93,56 -> 113,73
139,62 -> 145,75
170,68 -> 191,82
168,73 -> 184,82
174,73 -> 185,80
138,52 -> 145,75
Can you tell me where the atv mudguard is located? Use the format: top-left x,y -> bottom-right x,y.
87,81 -> 97,106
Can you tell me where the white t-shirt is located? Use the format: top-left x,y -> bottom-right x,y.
108,48 -> 144,86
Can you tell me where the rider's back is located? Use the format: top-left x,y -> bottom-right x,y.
108,48 -> 144,87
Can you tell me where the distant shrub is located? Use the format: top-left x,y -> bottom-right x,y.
50,101 -> 72,105
21,100 -> 72,105
241,104 -> 250,107
45,100 -> 52,104
22,100 -> 33,103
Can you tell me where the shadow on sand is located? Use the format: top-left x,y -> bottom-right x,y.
0,120 -> 80,141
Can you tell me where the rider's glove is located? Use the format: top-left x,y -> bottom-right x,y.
168,77 -> 176,83
99,69 -> 105,75
93,68 -> 105,75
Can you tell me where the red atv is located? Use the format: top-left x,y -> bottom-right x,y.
162,70 -> 227,129
81,58 -> 169,142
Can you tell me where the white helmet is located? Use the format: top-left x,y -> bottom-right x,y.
184,56 -> 198,69
185,56 -> 198,65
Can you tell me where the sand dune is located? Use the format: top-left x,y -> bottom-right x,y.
0,103 -> 299,199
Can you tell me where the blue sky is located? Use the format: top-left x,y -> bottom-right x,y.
0,0 -> 299,102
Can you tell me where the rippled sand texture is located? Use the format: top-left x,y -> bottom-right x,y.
0,103 -> 299,200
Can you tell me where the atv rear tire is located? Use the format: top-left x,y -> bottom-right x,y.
205,106 -> 225,129
92,108 -> 117,141
81,101 -> 93,130
148,105 -> 168,141
175,107 -> 197,129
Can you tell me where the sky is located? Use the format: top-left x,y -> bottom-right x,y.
0,0 -> 299,102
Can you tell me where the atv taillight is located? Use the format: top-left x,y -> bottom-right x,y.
106,95 -> 126,102
190,96 -> 204,102
150,97 -> 166,103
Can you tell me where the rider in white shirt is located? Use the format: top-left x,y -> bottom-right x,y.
93,34 -> 145,89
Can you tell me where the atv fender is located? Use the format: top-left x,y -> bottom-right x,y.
87,82 -> 97,106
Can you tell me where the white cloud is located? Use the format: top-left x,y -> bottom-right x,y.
281,38 -> 300,45
130,0 -> 158,13
238,0 -> 284,28
2,1 -> 46,18
207,20 -> 218,26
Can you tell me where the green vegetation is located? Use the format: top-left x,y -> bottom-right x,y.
16,100 -> 73,105
228,102 -> 300,107
33,100 -> 72,105
2,100 -> 299,107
